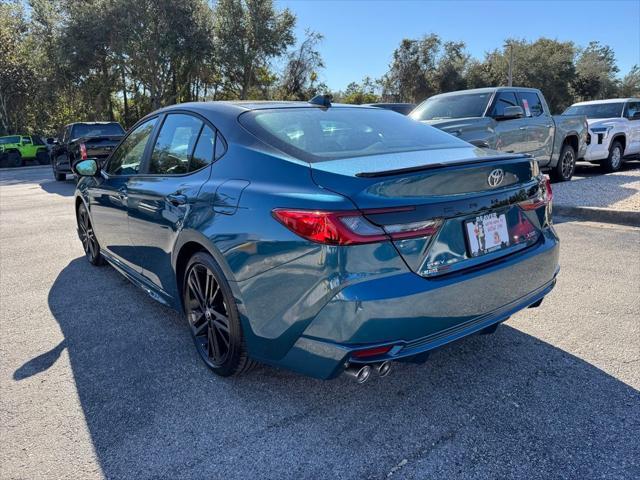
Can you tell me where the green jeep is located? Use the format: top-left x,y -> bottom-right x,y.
0,135 -> 50,168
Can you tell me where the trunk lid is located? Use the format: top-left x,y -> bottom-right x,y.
310,147 -> 545,276
77,135 -> 123,158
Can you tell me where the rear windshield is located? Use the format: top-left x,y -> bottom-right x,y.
0,136 -> 20,144
239,107 -> 468,162
71,123 -> 125,139
562,103 -> 624,118
411,93 -> 492,121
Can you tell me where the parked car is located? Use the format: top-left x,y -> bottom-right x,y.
411,87 -> 588,182
0,135 -> 49,168
73,99 -> 559,382
51,122 -> 125,181
365,103 -> 416,115
562,98 -> 640,172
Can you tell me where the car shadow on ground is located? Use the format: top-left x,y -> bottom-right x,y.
14,257 -> 640,479
0,167 -> 75,196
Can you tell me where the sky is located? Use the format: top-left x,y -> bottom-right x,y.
277,0 -> 640,91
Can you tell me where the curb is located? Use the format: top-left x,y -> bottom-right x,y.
554,205 -> 640,227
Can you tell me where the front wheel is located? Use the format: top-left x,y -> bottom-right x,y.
183,252 -> 256,377
550,143 -> 576,182
77,203 -> 105,266
602,141 -> 624,173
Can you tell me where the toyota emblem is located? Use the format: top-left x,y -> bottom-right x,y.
487,168 -> 505,187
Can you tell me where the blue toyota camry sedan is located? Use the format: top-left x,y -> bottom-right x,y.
73,97 -> 559,382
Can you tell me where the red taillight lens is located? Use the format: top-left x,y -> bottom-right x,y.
79,143 -> 87,160
520,175 -> 552,211
352,345 -> 393,359
272,208 -> 442,245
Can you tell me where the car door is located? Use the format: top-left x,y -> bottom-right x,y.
21,136 -> 36,158
518,90 -> 554,165
487,91 -> 530,154
624,101 -> 640,154
126,112 -> 217,298
87,117 -> 158,273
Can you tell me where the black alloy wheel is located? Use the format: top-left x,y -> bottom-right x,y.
77,203 -> 104,266
550,143 -> 576,182
183,252 -> 255,377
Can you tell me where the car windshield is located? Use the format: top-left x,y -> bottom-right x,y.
0,136 -> 20,144
410,93 -> 492,121
239,107 -> 468,162
71,123 -> 125,139
562,103 -> 625,118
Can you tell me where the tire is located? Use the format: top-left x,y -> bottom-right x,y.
183,252 -> 256,377
602,141 -> 624,173
53,155 -> 66,181
550,143 -> 576,182
76,203 -> 105,266
6,151 -> 22,168
36,150 -> 50,165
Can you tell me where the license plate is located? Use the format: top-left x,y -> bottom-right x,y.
465,212 -> 510,257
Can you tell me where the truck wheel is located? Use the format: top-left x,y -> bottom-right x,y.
550,143 -> 576,182
53,155 -> 66,181
602,141 -> 623,173
36,150 -> 50,165
6,151 -> 22,168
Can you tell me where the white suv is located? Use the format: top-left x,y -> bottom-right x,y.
563,98 -> 640,172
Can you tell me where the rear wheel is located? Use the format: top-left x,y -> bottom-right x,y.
550,143 -> 576,182
183,252 -> 256,377
53,155 -> 66,181
6,151 -> 22,168
77,203 -> 105,266
602,141 -> 623,173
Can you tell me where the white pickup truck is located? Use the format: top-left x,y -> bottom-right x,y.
562,98 -> 640,172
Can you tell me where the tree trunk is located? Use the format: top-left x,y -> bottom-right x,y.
121,68 -> 129,128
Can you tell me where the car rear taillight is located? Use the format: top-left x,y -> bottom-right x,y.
519,175 -> 552,211
79,143 -> 87,160
352,345 -> 393,359
272,208 -> 442,245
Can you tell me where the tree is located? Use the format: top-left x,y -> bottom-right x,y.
433,41 -> 469,93
340,77 -> 379,104
214,0 -> 295,99
278,30 -> 324,100
479,38 -> 576,112
572,41 -> 620,101
620,65 -> 640,97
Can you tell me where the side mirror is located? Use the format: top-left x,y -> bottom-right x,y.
74,159 -> 99,176
498,106 -> 525,120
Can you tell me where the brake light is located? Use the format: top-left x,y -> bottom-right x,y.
352,345 -> 393,359
272,208 -> 442,245
79,143 -> 87,160
520,175 -> 552,211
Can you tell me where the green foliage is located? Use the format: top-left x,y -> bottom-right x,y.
339,77 -> 380,104
572,41 -> 620,101
619,65 -> 640,97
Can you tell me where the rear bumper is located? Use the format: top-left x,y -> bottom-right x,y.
274,228 -> 559,379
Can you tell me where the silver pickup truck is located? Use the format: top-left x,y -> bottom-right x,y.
411,87 -> 588,181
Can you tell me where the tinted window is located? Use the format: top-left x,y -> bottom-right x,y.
190,125 -> 215,171
22,137 -> 32,144
489,92 -> 518,117
240,107 -> 468,162
411,93 -> 492,121
624,102 -> 640,119
562,103 -> 625,119
149,114 -> 203,175
518,92 -> 544,117
106,118 -> 157,175
71,123 -> 125,139
0,136 -> 20,144
215,132 -> 227,160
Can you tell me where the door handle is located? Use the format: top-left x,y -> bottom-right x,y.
167,193 -> 187,206
546,124 -> 553,128
519,126 -> 527,130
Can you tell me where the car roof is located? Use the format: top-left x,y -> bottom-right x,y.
429,86 -> 541,99
571,98 -> 639,106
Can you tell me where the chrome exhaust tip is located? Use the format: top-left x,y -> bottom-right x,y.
375,361 -> 391,377
344,364 -> 372,384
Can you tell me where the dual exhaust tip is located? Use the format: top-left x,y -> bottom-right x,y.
344,361 -> 391,384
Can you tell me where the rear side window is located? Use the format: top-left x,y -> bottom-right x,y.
106,118 -> 157,175
22,137 -> 32,144
190,125 -> 216,171
489,92 -> 518,118
519,92 -> 544,117
624,102 -> 640,119
150,114 -> 203,175
240,107 -> 468,162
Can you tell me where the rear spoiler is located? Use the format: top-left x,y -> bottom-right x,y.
355,154 -> 532,178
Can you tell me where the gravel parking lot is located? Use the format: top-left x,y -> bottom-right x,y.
1,166 -> 639,480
